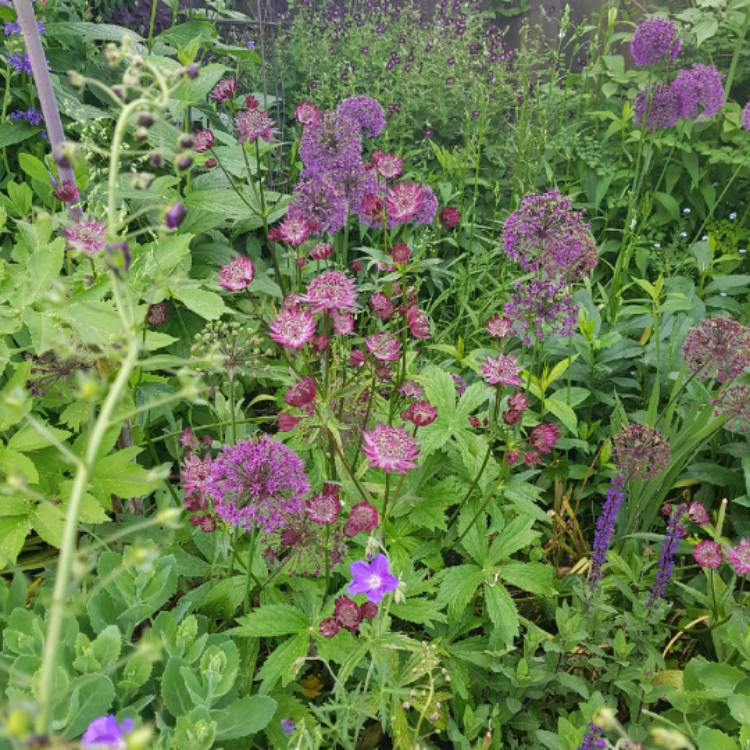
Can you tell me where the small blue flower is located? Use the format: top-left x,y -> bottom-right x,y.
281,718 -> 295,735
246,39 -> 255,49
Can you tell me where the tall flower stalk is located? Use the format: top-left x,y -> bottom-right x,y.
587,473 -> 626,592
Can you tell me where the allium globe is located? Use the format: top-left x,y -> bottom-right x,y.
611,424 -> 671,480
682,316 -> 750,383
630,17 -> 681,66
336,95 -> 386,138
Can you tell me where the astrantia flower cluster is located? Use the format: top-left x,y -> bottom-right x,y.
62,220 -> 107,255
207,435 -> 310,533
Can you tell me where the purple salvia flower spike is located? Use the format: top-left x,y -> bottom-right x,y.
648,503 -> 687,607
588,473 -> 626,591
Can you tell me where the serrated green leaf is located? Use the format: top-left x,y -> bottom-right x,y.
437,564 -> 483,620
256,632 -> 308,693
501,561 -> 556,596
31,502 -> 66,548
488,516 -> 539,563
483,582 -> 519,648
234,604 -> 309,637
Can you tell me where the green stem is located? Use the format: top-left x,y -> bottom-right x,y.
243,528 -> 259,614
147,0 -> 159,51
36,340 -> 140,734
382,472 -> 392,524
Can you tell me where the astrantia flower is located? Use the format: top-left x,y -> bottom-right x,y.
54,181 -> 79,203
182,453 -> 213,505
334,595 -> 362,631
398,380 -> 423,399
630,17 -> 681,66
81,715 -> 134,749
357,192 -> 386,227
727,539 -> 750,575
278,215 -> 313,245
362,423 -> 419,473
371,149 -> 403,178
487,315 -> 512,338
304,270 -> 358,313
588,473 -> 626,590
713,384 -> 750,433
682,316 -> 750,383
295,101 -> 321,126
688,502 -> 710,525
345,501 -> 379,536
310,242 -> 333,260
370,292 -> 395,320
306,490 -> 340,525
390,242 -> 411,264
337,95 -> 386,138
366,332 -> 401,361
348,553 -> 399,602
386,182 -> 437,225
193,129 -> 214,153
407,306 -> 431,339
235,107 -> 276,142
633,83 -> 681,129
300,111 -> 362,176
285,377 -> 317,408
210,78 -> 236,101
672,64 -> 724,120
319,617 -> 339,637
208,435 -> 310,533
693,540 -> 723,569
277,412 -> 299,432
481,354 -> 522,387
743,102 -> 750,132
403,400 -> 438,427
612,424 -> 671,480
289,175 -> 348,235
62,220 -> 107,255
529,423 -> 560,454
439,206 -> 461,228
217,256 -> 255,291
269,309 -> 316,350
332,311 -> 354,335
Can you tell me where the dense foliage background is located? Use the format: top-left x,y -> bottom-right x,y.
0,0 -> 749,748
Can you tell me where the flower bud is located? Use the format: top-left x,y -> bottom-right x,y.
148,152 -> 164,168
177,154 -> 194,171
178,134 -> 194,150
165,202 -> 187,229
68,70 -> 85,88
137,111 -> 155,127
134,127 -> 149,142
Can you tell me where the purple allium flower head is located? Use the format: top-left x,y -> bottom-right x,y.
743,102 -> 750,131
348,553 -> 399,602
81,715 -> 134,749
269,308 -> 316,350
611,424 -> 671,480
633,83 -> 682,129
630,17 -> 681,66
481,354 -> 522,387
727,539 -> 750,575
682,316 -> 750,383
336,95 -> 386,138
304,270 -> 358,313
713,384 -> 750,433
218,256 -> 255,292
289,175 -> 349,235
505,277 -> 579,346
672,64 -> 724,120
502,191 -> 596,278
693,540 -> 723,569
648,504 -> 687,607
208,435 -> 310,533
235,107 -> 276,142
588,473 -> 626,590
62,220 -> 107,255
578,722 -> 606,750
366,332 -> 401,362
300,111 -> 362,177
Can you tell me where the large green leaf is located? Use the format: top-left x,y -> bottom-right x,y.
234,604 -> 309,637
501,561 -> 556,597
212,695 -> 277,740
62,674 -> 116,739
483,582 -> 519,648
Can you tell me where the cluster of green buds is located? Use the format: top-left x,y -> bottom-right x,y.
191,320 -> 268,381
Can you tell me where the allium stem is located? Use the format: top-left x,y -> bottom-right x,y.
36,342 -> 140,734
13,0 -> 77,186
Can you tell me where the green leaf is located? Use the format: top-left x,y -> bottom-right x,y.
684,657 -> 744,699
391,597 -> 447,626
162,656 -> 194,717
8,423 -> 71,452
18,153 -> 50,186
171,282 -> 227,320
0,121 -> 37,149
91,447 -> 162,500
696,727 -> 739,750
58,300 -> 123,346
483,582 -> 519,648
694,17 -> 718,45
501,561 -> 556,596
488,516 -> 539,563
256,632 -> 308,693
0,448 -> 39,484
212,695 -> 277,740
62,674 -> 115,739
234,604 -> 309,637
729,694 -> 750,724
543,398 -> 577,434
31,503 -> 66,548
437,564 -> 484,620
0,515 -> 29,566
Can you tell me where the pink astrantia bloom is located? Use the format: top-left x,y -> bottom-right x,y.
310,242 -> 333,260
193,129 -> 215,153
218,256 -> 255,291
269,308 -> 316,350
692,540 -> 723,569
210,78 -> 236,101
332,311 -> 354,335
370,292 -> 395,320
397,380 -> 424,398
403,400 -> 438,427
366,332 -> 401,361
334,595 -> 362,632
487,315 -> 512,339
348,553 -> 399,603
386,182 -> 435,225
362,423 -> 419,473
62,220 -> 107,255
278,215 -> 313,245
285,377 -> 317,408
726,539 -> 750,575
390,242 -> 411,264
345,501 -> 379,536
407,306 -> 431,339
295,101 -> 321,126
304,270 -> 358,312
181,453 -> 214,504
688,501 -> 710,525
481,354 -> 523,387
439,206 -> 461,229
371,149 -> 403,178
529,423 -> 560,454
235,107 -> 276,142
306,491 -> 340,525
